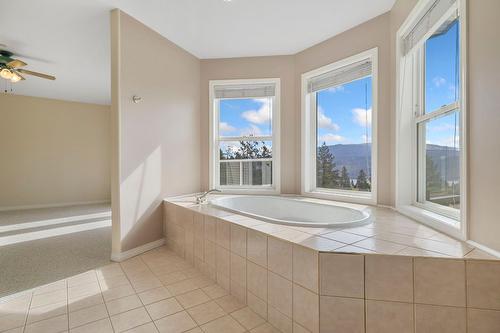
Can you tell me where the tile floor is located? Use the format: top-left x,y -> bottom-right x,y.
0,246 -> 277,333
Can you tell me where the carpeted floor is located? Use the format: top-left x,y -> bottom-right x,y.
0,204 -> 112,298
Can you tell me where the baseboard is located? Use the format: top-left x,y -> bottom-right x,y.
467,240 -> 500,259
111,238 -> 166,262
0,200 -> 111,212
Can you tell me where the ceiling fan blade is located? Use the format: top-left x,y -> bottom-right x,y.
17,69 -> 55,80
12,70 -> 25,81
7,59 -> 27,68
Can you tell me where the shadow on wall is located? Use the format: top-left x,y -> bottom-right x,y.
119,146 -> 163,252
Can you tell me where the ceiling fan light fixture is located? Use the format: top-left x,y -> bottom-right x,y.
0,68 -> 13,80
10,71 -> 22,83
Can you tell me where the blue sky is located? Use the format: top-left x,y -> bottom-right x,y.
218,19 -> 459,149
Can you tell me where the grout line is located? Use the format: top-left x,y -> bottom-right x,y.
21,290 -> 33,333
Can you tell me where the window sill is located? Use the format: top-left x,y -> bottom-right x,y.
217,188 -> 280,195
397,204 -> 464,240
303,189 -> 376,206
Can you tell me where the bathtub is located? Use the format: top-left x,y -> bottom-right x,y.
209,195 -> 371,227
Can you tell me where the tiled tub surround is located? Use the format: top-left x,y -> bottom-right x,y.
164,195 -> 500,333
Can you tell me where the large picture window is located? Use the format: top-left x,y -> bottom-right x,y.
209,79 -> 280,192
396,0 -> 466,238
301,48 -> 378,204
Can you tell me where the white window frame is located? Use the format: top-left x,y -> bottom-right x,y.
301,48 -> 378,205
209,78 -> 281,194
395,0 -> 467,240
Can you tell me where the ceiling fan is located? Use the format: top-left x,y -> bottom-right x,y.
0,49 -> 55,83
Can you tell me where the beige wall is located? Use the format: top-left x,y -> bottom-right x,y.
111,10 -> 201,253
200,56 -> 297,193
0,94 -> 110,209
467,0 -> 500,251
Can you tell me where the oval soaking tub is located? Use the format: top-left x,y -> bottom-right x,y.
209,195 -> 371,227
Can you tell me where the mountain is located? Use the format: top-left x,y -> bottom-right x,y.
324,143 -> 459,181
327,143 -> 371,180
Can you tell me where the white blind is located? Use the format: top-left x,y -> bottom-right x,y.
307,59 -> 372,93
403,0 -> 457,55
214,84 -> 275,99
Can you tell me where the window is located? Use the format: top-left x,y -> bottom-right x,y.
209,79 -> 280,192
301,48 -> 378,204
396,0 -> 466,238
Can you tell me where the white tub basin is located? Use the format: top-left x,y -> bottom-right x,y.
209,195 -> 371,227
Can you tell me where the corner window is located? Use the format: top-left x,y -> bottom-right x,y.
396,0 -> 466,237
301,48 -> 378,204
209,79 -> 280,192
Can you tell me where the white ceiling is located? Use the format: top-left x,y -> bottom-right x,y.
0,0 -> 395,105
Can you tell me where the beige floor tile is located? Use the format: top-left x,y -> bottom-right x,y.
175,289 -> 210,309
231,307 -> 266,330
25,314 -> 68,333
166,278 -> 199,296
250,322 -> 281,333
200,315 -> 245,333
130,278 -> 163,294
68,293 -> 104,312
123,322 -> 159,333
27,301 -> 67,324
187,300 -> 226,325
184,328 -> 202,333
99,275 -> 131,290
247,291 -> 267,320
102,284 -> 136,302
106,294 -> 143,316
146,298 -> 183,320
201,284 -> 228,299
70,317 -> 113,333
322,231 -> 366,244
267,306 -> 292,333
215,295 -> 245,313
159,272 -> 188,286
138,287 -> 172,305
0,313 -> 27,331
110,307 -> 151,332
415,304 -> 466,333
69,303 -> 108,329
68,282 -> 101,300
154,311 -> 197,333
67,271 -> 98,288
365,300 -> 414,333
352,238 -> 406,254
30,289 -> 67,308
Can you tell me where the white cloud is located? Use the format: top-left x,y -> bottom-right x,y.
328,85 -> 345,93
433,76 -> 446,87
219,122 -> 236,133
352,108 -> 372,127
240,124 -> 262,137
361,134 -> 371,143
241,99 -> 272,125
318,133 -> 346,144
318,106 -> 340,131
428,135 -> 460,147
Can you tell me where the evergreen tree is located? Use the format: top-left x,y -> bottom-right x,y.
356,169 -> 370,191
316,142 -> 339,188
340,166 -> 351,189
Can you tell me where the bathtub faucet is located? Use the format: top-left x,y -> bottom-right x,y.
195,189 -> 221,204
